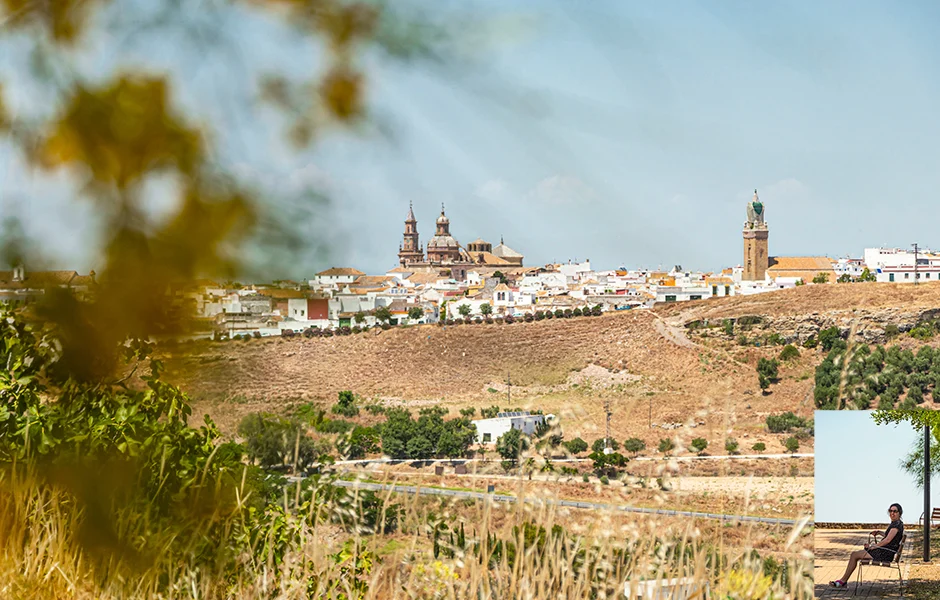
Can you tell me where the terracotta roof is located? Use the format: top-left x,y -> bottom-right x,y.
471,251 -> 511,266
406,273 -> 442,286
767,256 -> 834,271
493,283 -> 511,291
350,276 -> 393,287
387,266 -> 413,273
316,267 -> 365,277
705,277 -> 734,285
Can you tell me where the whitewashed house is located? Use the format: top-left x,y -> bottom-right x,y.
472,411 -> 546,444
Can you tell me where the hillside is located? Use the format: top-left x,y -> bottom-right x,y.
163,286 -> 860,450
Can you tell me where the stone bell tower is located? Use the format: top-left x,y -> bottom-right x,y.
397,201 -> 425,266
743,189 -> 769,281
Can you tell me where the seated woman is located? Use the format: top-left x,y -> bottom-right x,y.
829,503 -> 904,588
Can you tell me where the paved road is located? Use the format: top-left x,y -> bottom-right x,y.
333,453 -> 813,466
332,480 -> 810,527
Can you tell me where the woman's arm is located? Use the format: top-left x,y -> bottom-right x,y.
869,528 -> 898,549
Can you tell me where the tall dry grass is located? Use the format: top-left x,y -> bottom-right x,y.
0,461 -> 813,600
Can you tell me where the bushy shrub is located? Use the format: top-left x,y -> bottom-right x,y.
779,345 -> 800,361
766,412 -> 807,433
331,390 -> 360,417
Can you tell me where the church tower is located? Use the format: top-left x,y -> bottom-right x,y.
742,189 -> 769,281
398,202 -> 424,266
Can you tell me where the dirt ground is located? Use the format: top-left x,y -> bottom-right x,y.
169,305 -> 818,449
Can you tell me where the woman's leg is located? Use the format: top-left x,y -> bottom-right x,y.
839,549 -> 872,582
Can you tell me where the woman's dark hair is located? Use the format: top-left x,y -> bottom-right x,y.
890,503 -> 903,519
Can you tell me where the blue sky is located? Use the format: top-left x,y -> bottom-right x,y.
3,1 -> 940,277
816,411 -> 936,524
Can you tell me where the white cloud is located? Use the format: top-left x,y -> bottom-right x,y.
525,175 -> 595,206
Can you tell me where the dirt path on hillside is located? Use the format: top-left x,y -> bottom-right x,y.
652,314 -> 697,349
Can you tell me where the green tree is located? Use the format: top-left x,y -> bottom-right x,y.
837,273 -> 853,283
752,442 -> 766,454
354,311 -> 366,324
859,267 -> 877,282
340,425 -> 380,459
784,437 -> 800,453
563,437 -> 588,455
589,450 -> 628,478
690,438 -> 708,455
592,438 -> 620,453
332,390 -> 359,417
496,428 -> 528,464
374,305 -> 392,323
457,304 -> 472,318
481,405 -> 501,419
779,344 -> 800,361
492,271 -> 508,285
812,272 -> 830,284
724,438 -> 739,455
480,303 -> 492,316
658,438 -> 675,456
459,407 -> 476,418
623,437 -> 646,457
408,306 -> 424,321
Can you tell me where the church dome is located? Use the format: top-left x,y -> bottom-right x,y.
428,235 -> 459,248
436,212 -> 449,226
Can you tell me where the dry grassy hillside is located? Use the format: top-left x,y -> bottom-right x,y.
166,297 -> 825,450
654,280 -> 940,322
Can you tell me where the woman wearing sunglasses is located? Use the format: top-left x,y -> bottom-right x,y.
829,503 -> 904,588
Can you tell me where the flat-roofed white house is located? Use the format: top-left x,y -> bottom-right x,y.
472,411 -> 546,444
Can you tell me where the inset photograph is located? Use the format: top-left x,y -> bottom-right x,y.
816,410 -> 940,597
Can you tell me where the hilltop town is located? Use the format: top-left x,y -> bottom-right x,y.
164,190 -> 940,338
0,190 -> 935,339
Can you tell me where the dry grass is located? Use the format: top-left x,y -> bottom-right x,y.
0,463 -> 814,599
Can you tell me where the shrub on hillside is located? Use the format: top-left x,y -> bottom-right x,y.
332,390 -> 360,417
765,412 -> 807,433
779,344 -> 800,361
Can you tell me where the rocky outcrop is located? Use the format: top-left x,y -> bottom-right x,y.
688,307 -> 938,345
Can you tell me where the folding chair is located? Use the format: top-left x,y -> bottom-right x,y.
854,532 -> 905,597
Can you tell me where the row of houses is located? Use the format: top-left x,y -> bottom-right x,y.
3,246 -> 933,335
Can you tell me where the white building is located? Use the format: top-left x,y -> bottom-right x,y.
309,267 -> 365,288
472,411 -> 546,444
864,247 -> 940,283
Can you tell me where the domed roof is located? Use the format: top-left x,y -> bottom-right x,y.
428,235 -> 459,248
436,203 -> 449,225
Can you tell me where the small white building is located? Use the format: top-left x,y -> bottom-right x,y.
472,411 -> 546,444
309,267 -> 365,288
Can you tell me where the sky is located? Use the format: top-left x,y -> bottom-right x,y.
815,411 -> 937,524
3,1 -> 940,278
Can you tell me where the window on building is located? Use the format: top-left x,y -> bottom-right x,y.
712,285 -> 718,296
690,295 -> 702,300
890,274 -> 895,282
665,295 -> 677,302
905,273 -> 910,279
725,286 -> 731,295
483,433 -> 491,442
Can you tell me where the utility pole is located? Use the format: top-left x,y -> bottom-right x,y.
913,243 -> 920,285
604,399 -> 612,453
